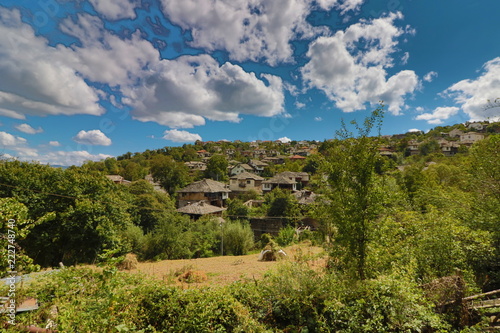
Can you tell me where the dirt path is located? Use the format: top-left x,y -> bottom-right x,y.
129,244 -> 327,287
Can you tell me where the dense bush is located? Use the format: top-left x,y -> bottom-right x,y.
222,220 -> 254,256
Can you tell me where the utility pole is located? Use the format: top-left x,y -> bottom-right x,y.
220,220 -> 224,256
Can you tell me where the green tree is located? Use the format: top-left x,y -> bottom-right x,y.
302,154 -> 324,174
419,139 -> 441,156
265,188 -> 300,219
122,161 -> 147,181
222,220 -> 254,255
0,198 -> 54,276
324,105 -> 384,279
204,155 -> 229,181
150,155 -> 190,195
126,180 -> 176,232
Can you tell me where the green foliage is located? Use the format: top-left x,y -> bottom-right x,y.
0,161 -> 135,266
140,213 -> 193,260
225,198 -> 249,219
302,154 -> 324,174
222,220 -> 254,256
150,155 -> 190,195
204,154 -> 229,181
264,188 -> 300,218
230,262 -> 445,332
0,198 -> 53,277
323,106 -> 384,279
275,225 -> 296,247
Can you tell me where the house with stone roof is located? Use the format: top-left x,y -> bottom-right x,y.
276,171 -> 310,188
177,201 -> 226,219
177,178 -> 231,208
229,171 -> 264,195
230,163 -> 255,176
460,132 -> 484,145
248,159 -> 269,174
262,174 -> 297,193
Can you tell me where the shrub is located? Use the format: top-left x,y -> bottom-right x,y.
275,225 -> 296,247
222,220 -> 254,256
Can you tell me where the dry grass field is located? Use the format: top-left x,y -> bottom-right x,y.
128,243 -> 327,287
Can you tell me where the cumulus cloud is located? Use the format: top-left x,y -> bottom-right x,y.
423,71 -> 438,82
73,130 -> 112,146
160,0 -> 364,66
59,13 -> 285,128
301,12 -> 419,115
0,8 -> 104,119
49,141 -> 61,147
0,131 -> 27,147
278,137 -> 292,143
0,9 -> 288,129
163,129 -> 202,142
35,150 -> 113,166
15,123 -> 43,134
314,117 -> 323,121
129,55 -> 285,127
407,128 -> 422,133
415,106 -> 459,124
444,57 -> 500,121
89,0 -> 140,20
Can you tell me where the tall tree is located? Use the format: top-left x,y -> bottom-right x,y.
324,105 -> 384,280
150,155 -> 190,195
204,155 -> 229,181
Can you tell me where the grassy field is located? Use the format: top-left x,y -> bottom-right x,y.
128,243 -> 327,287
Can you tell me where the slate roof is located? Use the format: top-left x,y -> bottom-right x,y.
278,171 -> 310,181
262,174 -> 297,184
177,201 -> 226,215
177,179 -> 230,193
230,171 -> 264,181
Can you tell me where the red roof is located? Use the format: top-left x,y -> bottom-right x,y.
290,155 -> 306,159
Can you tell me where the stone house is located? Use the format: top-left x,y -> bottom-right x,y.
229,172 -> 264,196
177,179 -> 231,208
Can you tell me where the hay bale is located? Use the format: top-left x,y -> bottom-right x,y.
117,253 -> 138,271
178,270 -> 208,283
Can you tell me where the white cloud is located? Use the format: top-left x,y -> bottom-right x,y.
278,137 -> 292,143
49,141 -> 61,147
415,106 -> 424,112
301,12 -> 419,115
35,150 -> 113,166
407,128 -> 422,133
0,9 -> 286,129
59,14 -> 285,128
401,52 -> 409,65
0,8 -> 104,119
89,0 -> 140,20
0,131 -> 27,147
160,0 -> 364,66
415,106 -> 459,124
15,123 -> 43,134
73,130 -> 112,146
423,71 -> 438,82
163,129 -> 202,142
314,117 -> 323,121
295,101 -> 306,109
129,55 -> 285,128
444,57 -> 500,121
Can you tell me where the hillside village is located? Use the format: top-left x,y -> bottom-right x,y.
101,121 -> 499,224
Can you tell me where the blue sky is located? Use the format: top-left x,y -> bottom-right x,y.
0,0 -> 499,165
